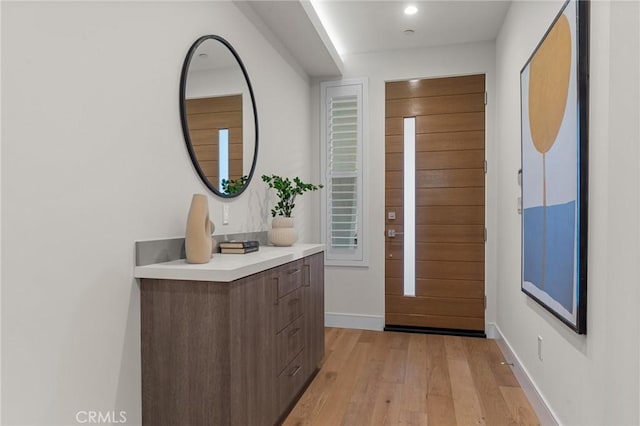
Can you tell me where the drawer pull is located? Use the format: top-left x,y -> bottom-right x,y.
302,264 -> 311,287
288,298 -> 300,306
288,365 -> 302,377
273,277 -> 280,305
288,327 -> 301,337
288,268 -> 301,276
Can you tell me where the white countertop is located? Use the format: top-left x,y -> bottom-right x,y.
134,243 -> 325,282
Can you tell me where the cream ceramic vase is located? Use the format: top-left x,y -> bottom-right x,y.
268,216 -> 297,247
185,193 -> 214,263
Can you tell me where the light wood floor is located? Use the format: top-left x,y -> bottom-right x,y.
284,328 -> 539,426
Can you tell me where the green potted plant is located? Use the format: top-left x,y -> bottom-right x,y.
262,174 -> 323,246
221,175 -> 248,195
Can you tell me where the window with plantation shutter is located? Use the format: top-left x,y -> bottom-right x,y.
320,79 -> 367,266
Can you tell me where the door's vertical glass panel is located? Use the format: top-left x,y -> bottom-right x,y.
403,117 -> 416,297
218,128 -> 229,188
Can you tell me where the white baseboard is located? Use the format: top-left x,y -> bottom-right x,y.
489,322 -> 561,426
324,312 -> 384,331
486,322 -> 499,339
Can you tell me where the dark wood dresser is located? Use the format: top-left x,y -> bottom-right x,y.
140,251 -> 324,425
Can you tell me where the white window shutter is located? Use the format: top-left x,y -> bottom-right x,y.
320,80 -> 367,266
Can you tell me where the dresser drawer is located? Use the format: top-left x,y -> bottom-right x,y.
277,349 -> 307,413
276,259 -> 304,299
276,316 -> 304,375
276,287 -> 303,332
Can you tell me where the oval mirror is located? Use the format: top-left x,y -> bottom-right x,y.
179,35 -> 258,197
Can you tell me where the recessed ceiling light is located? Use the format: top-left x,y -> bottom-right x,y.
404,5 -> 418,15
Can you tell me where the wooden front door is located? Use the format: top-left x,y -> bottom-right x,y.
185,95 -> 244,186
384,75 -> 486,334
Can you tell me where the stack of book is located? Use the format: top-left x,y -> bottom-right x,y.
219,240 -> 259,254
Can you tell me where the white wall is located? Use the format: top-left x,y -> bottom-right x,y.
1,2 -> 315,425
495,1 -> 640,424
0,2 -> 3,422
315,42 -> 497,330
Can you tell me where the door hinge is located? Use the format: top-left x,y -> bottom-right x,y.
483,227 -> 487,242
484,91 -> 488,105
484,160 -> 487,174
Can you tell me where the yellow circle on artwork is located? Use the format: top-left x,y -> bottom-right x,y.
528,14 -> 572,154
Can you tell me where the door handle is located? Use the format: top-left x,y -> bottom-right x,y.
387,229 -> 404,238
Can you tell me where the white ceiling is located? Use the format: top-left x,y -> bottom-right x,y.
238,1 -> 344,78
237,0 -> 511,77
311,0 -> 511,56
188,38 -> 239,72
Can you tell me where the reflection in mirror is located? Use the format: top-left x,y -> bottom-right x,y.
180,35 -> 258,197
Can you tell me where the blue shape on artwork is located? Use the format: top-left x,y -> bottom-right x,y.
523,201 -> 576,312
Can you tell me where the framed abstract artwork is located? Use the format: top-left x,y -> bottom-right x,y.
520,0 -> 589,334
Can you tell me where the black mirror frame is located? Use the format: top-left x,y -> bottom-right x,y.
179,35 -> 259,198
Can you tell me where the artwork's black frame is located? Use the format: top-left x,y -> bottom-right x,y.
179,35 -> 259,198
519,0 -> 589,334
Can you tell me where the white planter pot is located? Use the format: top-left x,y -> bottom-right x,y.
268,216 -> 297,246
